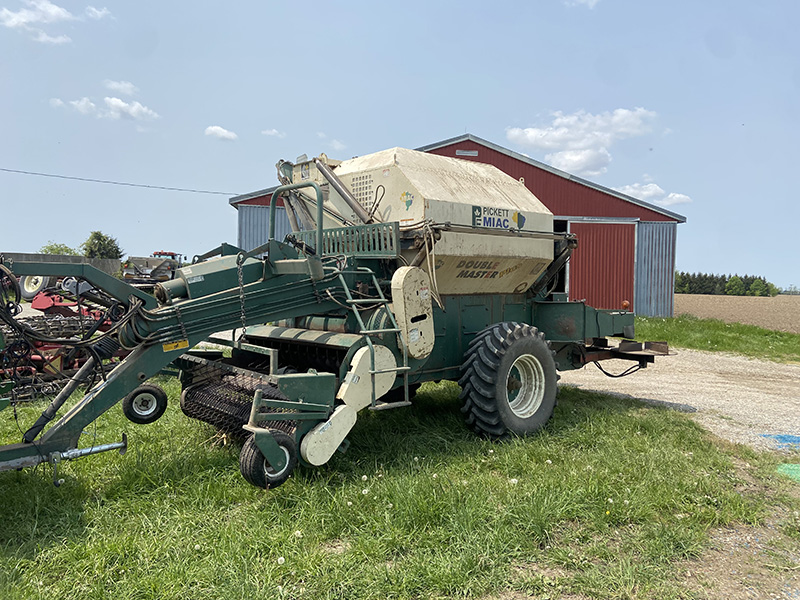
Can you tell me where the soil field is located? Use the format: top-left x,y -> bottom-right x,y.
674,293 -> 800,334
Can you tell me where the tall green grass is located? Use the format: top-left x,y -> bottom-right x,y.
636,315 -> 800,363
1,377 -> 792,600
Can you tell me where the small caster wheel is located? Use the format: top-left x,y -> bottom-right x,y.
240,431 -> 297,489
122,384 -> 168,424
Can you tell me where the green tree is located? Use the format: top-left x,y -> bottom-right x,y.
748,278 -> 767,297
674,271 -> 687,294
767,282 -> 780,297
725,275 -> 745,296
81,231 -> 124,259
39,241 -> 78,255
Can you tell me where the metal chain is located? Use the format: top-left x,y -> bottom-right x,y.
174,303 -> 189,341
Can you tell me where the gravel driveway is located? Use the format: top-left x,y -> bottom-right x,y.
559,348 -> 800,451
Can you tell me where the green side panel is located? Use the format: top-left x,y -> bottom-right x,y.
533,300 -> 633,342
276,372 -> 336,407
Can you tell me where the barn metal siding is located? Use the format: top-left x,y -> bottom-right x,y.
426,141 -> 674,222
568,222 -> 636,311
237,205 -> 292,253
634,222 -> 677,317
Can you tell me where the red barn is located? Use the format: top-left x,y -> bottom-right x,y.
417,134 -> 686,317
231,134 -> 686,317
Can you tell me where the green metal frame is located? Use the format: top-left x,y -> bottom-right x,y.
9,262 -> 157,309
0,203 -> 343,473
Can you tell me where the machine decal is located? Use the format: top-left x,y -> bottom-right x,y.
454,260 -> 522,280
162,339 -> 189,352
472,205 -> 526,230
401,191 -> 414,210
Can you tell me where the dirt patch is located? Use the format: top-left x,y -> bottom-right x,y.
560,348 -> 800,451
678,461 -> 800,599
320,539 -> 350,555
674,294 -> 800,334
681,512 -> 800,599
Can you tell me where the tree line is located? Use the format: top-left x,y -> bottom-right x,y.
40,231 -> 124,260
674,271 -> 780,297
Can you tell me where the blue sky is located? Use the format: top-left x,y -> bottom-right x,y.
1,0 -> 797,288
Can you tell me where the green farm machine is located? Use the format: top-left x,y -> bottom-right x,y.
0,148 -> 667,488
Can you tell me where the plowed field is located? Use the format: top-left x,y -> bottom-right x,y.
673,294 -> 800,334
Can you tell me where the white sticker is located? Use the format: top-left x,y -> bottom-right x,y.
383,169 -> 390,177
419,287 -> 430,301
183,267 -> 192,275
187,275 -> 204,284
346,373 -> 360,384
409,328 -> 420,343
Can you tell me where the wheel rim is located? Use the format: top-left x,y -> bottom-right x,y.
132,392 -> 158,417
506,354 -> 546,418
263,445 -> 291,481
23,276 -> 42,293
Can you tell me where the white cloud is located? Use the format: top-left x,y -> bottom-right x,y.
84,5 -> 110,19
661,192 -> 692,206
330,139 -> 346,152
564,0 -> 600,7
103,80 -> 137,96
261,128 -> 286,138
51,83 -> 159,123
103,97 -> 159,120
316,131 -> 327,139
547,148 -> 611,177
615,180 -> 692,207
507,107 -> 657,176
0,0 -> 74,28
69,97 -> 96,115
614,182 -> 665,202
33,29 -> 68,43
0,0 -> 74,43
205,125 -> 238,141
1,1 -> 110,43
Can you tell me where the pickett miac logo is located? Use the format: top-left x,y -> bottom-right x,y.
472,206 -> 526,229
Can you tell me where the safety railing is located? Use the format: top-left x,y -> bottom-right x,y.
295,223 -> 400,258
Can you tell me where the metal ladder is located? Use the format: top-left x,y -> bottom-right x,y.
336,268 -> 411,409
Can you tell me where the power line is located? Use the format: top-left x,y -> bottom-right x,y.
0,167 -> 241,196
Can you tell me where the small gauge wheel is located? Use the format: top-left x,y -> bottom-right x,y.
122,384 -> 168,424
239,431 -> 298,489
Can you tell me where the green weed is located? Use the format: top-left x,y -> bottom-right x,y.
636,314 -> 800,363
1,378 -> 794,599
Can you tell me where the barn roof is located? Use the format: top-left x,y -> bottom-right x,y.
416,134 -> 686,224
229,185 -> 279,207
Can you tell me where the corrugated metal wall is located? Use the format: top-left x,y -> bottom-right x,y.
568,222 -> 636,311
427,141 -> 674,222
237,205 -> 292,253
634,222 -> 677,317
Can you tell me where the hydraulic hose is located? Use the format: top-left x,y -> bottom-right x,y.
22,357 -> 97,443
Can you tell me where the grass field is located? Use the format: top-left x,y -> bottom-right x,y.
674,293 -> 800,335
1,377 -> 796,599
1,318 -> 799,599
635,315 -> 800,363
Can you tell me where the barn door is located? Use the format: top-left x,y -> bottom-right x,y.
568,222 -> 636,311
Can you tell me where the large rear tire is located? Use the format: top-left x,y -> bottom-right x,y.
459,322 -> 557,439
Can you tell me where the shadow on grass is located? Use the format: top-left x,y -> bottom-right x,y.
0,379 -> 685,558
0,468 -> 91,560
294,380 -> 680,485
